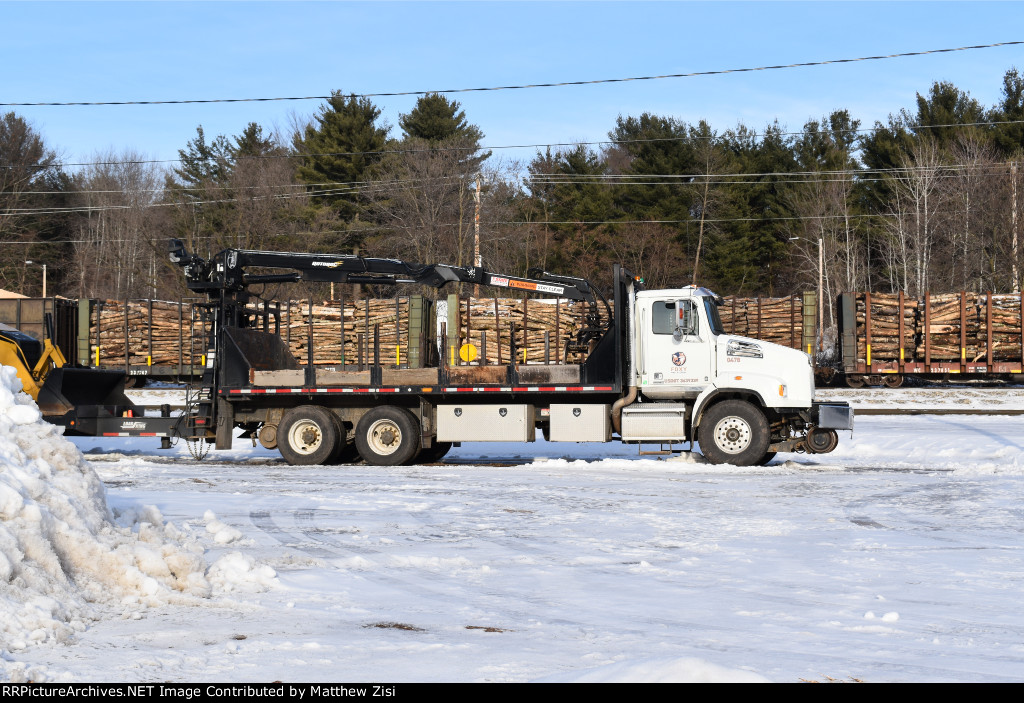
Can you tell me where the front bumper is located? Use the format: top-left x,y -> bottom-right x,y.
811,401 -> 854,430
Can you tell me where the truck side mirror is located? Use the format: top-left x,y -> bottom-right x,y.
673,300 -> 698,340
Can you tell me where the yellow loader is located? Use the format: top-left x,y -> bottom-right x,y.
0,322 -> 134,421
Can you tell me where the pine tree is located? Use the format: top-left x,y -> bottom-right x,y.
166,123 -> 306,253
170,125 -> 232,188
398,93 -> 490,171
232,122 -> 281,159
294,91 -> 390,223
400,93 -> 481,143
608,113 -> 695,224
523,144 -> 615,283
910,81 -> 986,150
0,112 -> 69,294
991,68 -> 1024,156
708,122 -> 797,295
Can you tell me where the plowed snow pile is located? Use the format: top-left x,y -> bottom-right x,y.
0,366 -> 214,654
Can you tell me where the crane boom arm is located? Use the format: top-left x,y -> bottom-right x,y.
169,239 -> 602,304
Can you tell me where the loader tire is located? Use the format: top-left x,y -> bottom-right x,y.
355,406 -> 420,466
698,399 -> 770,466
278,405 -> 339,466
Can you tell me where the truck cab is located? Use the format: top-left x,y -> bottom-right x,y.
629,286 -> 848,465
636,287 -> 813,406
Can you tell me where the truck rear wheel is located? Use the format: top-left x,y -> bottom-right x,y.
698,399 -> 770,466
355,406 -> 420,466
278,405 -> 339,466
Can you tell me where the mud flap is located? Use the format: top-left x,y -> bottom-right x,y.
215,397 -> 235,450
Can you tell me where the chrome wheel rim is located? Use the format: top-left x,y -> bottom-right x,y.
713,416 -> 752,455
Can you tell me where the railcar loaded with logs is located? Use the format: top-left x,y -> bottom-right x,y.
836,290 -> 1024,387
1,291 -> 818,385
5,274 -> 1022,393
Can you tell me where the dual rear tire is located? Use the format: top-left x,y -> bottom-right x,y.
276,405 -> 422,466
277,406 -> 340,466
354,406 -> 421,466
276,405 -> 450,467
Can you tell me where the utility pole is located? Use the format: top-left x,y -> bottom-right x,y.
473,175 -> 482,297
1013,161 -> 1019,293
26,260 -> 46,297
818,237 -> 824,352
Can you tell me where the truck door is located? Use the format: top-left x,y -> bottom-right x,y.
641,299 -> 716,399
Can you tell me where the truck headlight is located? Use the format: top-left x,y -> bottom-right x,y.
727,340 -> 763,358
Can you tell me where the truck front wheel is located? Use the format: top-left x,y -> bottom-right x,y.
278,405 -> 340,466
355,406 -> 420,466
698,399 -> 770,466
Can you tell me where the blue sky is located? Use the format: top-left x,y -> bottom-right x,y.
4,1 -> 1024,170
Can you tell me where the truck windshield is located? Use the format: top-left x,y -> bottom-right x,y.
703,298 -> 724,336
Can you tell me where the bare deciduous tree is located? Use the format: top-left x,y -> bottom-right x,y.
881,139 -> 946,296
364,135 -> 483,267
73,149 -> 163,299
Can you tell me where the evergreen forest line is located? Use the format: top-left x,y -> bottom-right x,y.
6,68 -> 1024,330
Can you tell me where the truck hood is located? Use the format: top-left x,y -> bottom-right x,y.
715,334 -> 815,408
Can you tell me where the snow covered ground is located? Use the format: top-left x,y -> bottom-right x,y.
4,385 -> 1024,682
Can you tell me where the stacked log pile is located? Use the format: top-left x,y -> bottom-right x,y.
453,297 -> 588,364
853,293 -> 917,364
915,293 -> 981,361
719,296 -> 804,350
91,300 -> 206,367
278,298 -> 410,367
88,296 -> 593,370
983,295 -> 1023,361
852,292 -> 1024,364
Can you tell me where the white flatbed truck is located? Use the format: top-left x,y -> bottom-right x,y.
67,240 -> 851,467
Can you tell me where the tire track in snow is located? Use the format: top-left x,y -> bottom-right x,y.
248,504 -> 765,638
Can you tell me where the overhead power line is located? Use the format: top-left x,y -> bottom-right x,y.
4,157 -> 1021,199
2,163 -> 1019,216
0,208 -> 998,243
3,42 -> 1021,107
2,161 -> 1016,216
5,118 -> 1024,171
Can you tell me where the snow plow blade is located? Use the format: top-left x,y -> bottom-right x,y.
36,367 -> 137,421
